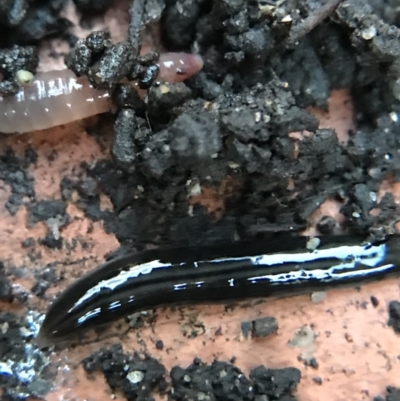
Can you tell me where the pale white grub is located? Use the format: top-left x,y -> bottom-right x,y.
0,53 -> 203,135
0,69 -> 111,134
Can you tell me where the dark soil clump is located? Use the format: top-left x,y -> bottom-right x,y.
82,348 -> 301,401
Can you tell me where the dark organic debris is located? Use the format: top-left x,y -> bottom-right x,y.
82,348 -> 301,401
388,300 -> 400,334
82,344 -> 168,401
287,0 -> 345,46
0,0 -> 70,47
171,360 -> 301,401
28,200 -> 67,225
0,261 -> 13,302
241,316 -> 279,339
373,386 -> 400,401
370,295 -> 379,308
66,31 -> 136,89
28,199 -> 70,249
240,320 -> 252,339
0,148 -> 35,215
0,312 -> 53,401
0,45 -> 39,96
251,316 -> 279,338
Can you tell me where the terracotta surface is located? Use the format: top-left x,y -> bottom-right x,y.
1,2 -> 400,401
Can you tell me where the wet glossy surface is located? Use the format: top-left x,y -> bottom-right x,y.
38,235 -> 400,346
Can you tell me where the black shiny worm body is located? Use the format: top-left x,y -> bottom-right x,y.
37,235 -> 400,346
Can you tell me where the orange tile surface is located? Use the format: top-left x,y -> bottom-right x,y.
0,2 -> 399,401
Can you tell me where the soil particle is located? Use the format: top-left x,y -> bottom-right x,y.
0,0 -> 28,27
30,265 -> 60,299
301,356 -> 319,369
273,39 -> 330,109
161,0 -> 201,49
170,359 -> 254,401
249,365 -> 301,400
370,1 -> 400,26
87,42 -> 136,89
370,295 -> 379,308
81,347 -> 301,401
65,1 -> 162,90
75,154 -> 241,247
67,36 -> 137,89
27,199 -> 69,249
147,82 -> 193,120
30,280 -> 50,298
0,0 -> 69,46
0,311 -> 53,401
112,83 -> 146,114
28,200 -> 67,226
241,316 -> 279,339
82,344 -> 168,401
65,30 -> 112,77
240,320 -> 252,339
0,148 -> 35,215
388,300 -> 400,334
169,112 -> 222,169
171,359 -> 301,401
0,45 -> 38,96
316,215 -> 338,234
335,0 -> 400,117
0,261 -> 13,302
374,387 -> 400,401
252,316 -> 278,338
21,237 -> 35,249
386,387 -> 400,401
112,108 -> 139,171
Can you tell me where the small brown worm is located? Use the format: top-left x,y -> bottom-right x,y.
0,53 -> 203,134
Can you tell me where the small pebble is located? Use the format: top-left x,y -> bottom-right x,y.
370,295 -> 379,307
252,316 -> 279,338
240,321 -> 252,339
301,356 -> 319,369
388,301 -> 400,334
361,25 -> 377,40
0,278 -> 13,302
306,237 -> 320,251
311,291 -> 326,304
126,370 -> 144,384
344,333 -> 353,343
317,215 -> 337,235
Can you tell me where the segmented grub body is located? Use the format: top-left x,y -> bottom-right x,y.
0,70 -> 111,134
0,53 -> 203,134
